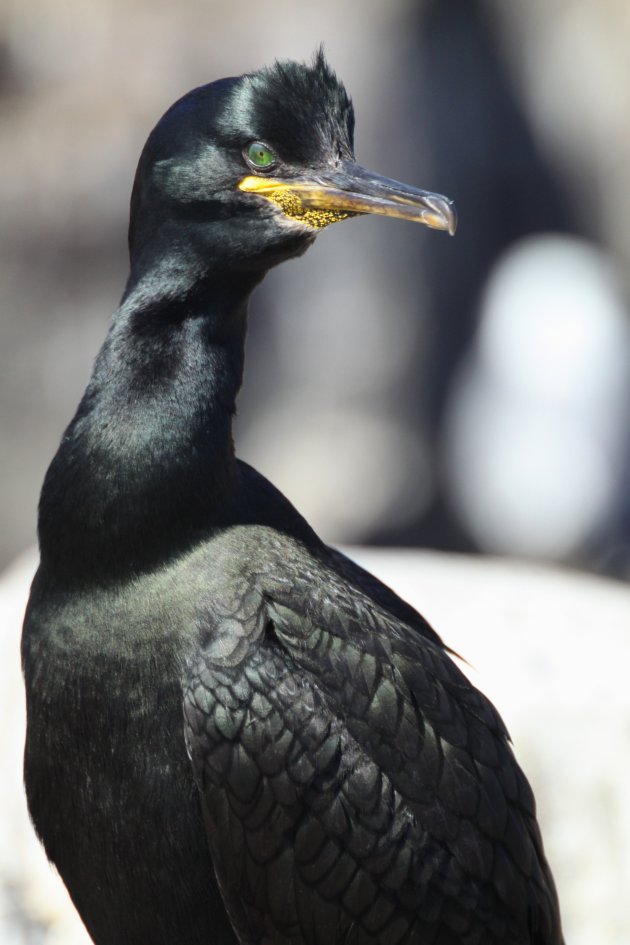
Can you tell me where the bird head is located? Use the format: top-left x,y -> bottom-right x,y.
126,51 -> 456,287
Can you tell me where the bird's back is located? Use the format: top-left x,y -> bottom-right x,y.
183,500 -> 563,944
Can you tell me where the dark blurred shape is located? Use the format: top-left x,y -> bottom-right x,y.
368,0 -> 579,550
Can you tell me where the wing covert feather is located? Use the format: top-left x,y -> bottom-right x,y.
183,544 -> 562,945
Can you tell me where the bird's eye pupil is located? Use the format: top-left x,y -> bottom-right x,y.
246,141 -> 276,169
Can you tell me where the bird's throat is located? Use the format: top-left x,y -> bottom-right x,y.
38,276 -> 259,582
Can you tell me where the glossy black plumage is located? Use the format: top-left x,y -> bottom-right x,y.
22,52 -> 563,945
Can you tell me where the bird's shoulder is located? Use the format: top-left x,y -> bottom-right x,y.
225,461 -> 442,645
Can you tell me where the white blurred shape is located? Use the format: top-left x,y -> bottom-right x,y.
445,235 -> 630,558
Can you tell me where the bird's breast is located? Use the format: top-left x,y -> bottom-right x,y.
22,578 -> 233,945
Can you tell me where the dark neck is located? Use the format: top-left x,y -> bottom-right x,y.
38,268 -> 263,584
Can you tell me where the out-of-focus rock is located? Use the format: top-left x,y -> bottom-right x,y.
3,547 -> 629,944
0,550 -> 91,944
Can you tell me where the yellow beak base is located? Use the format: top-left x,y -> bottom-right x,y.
239,177 -> 357,230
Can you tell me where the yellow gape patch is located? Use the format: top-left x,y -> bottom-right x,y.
265,189 -> 355,229
239,175 -> 357,230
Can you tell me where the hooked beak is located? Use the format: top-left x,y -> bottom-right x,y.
239,161 -> 457,235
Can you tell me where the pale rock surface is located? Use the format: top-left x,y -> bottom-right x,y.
2,547 -> 629,944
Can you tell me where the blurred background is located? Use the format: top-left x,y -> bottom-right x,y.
2,0 -> 630,577
1,1 -> 630,943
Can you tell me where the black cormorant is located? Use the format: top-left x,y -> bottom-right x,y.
21,52 -> 563,945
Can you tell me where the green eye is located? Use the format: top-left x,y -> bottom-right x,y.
245,141 -> 277,170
